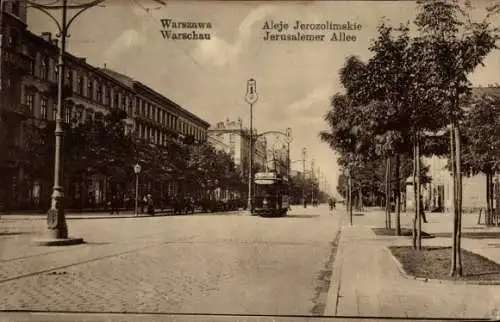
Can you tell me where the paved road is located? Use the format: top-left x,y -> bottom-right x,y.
0,205 -> 341,319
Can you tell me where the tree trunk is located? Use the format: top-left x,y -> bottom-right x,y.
450,122 -> 458,277
486,172 -> 494,226
348,174 -> 353,225
416,133 -> 422,250
486,172 -> 491,226
412,140 -> 417,249
496,173 -> 500,227
490,174 -> 495,226
395,154 -> 401,236
385,156 -> 391,229
491,174 -> 495,226
387,156 -> 392,229
455,125 -> 463,275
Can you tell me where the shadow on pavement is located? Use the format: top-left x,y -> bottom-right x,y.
0,232 -> 32,236
433,231 -> 500,239
285,214 -> 320,218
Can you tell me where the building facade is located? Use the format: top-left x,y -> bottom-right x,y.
208,118 -> 268,173
0,3 -> 210,211
0,0 -> 34,211
406,86 -> 500,213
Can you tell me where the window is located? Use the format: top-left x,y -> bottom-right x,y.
127,97 -> 133,116
64,103 -> 72,123
40,98 -> 48,119
40,57 -> 49,79
10,30 -> 19,51
103,85 -> 108,105
121,95 -> 126,111
77,109 -> 83,123
65,69 -> 73,87
26,93 -> 34,114
28,59 -> 34,75
113,91 -> 119,108
86,110 -> 93,123
87,78 -> 92,99
96,82 -> 102,102
77,74 -> 84,95
11,0 -> 19,16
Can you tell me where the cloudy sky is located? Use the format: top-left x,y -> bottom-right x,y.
27,0 -> 500,196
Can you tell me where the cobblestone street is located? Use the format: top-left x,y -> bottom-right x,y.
0,205 -> 341,317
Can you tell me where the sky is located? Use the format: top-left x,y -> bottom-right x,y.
27,0 -> 500,197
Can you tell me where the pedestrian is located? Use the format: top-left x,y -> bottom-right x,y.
147,194 -> 155,215
419,196 -> 428,223
109,194 -> 119,215
141,195 -> 147,213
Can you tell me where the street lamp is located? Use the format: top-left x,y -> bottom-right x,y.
286,128 -> 292,180
244,78 -> 258,213
133,163 -> 141,216
31,0 -> 105,246
302,147 -> 307,207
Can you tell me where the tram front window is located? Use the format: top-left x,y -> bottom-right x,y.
254,183 -> 278,208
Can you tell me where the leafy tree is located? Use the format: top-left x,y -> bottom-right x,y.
462,91 -> 500,226
414,0 -> 498,276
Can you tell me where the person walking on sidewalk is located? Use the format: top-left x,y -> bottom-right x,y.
109,194 -> 120,215
419,196 -> 428,223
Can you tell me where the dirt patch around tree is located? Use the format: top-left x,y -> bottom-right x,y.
389,246 -> 500,282
372,227 -> 433,238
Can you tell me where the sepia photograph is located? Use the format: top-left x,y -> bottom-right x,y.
0,0 -> 500,321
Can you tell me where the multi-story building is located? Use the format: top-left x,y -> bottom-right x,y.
0,2 -> 210,211
406,86 -> 500,213
208,118 -> 267,173
207,130 -> 231,154
0,0 -> 34,211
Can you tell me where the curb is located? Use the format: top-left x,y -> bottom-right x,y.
323,223 -> 346,316
1,210 -> 247,221
384,247 -> 500,285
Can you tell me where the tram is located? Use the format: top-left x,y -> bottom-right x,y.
253,172 -> 290,217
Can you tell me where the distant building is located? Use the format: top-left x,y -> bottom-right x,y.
406,86 -> 500,212
207,131 -> 230,154
208,118 -> 268,173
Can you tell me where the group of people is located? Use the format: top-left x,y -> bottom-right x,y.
107,193 -> 155,215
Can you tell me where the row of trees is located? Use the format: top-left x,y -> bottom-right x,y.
22,108 -> 244,208
289,173 -> 328,205
321,0 -> 498,277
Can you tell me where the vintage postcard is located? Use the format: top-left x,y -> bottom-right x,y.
0,0 -> 499,321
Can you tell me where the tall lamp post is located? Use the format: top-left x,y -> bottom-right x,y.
31,0 -> 105,245
133,163 -> 141,216
244,78 -> 258,213
286,128 -> 292,180
302,147 -> 307,207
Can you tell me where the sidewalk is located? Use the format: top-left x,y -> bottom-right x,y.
1,209 -> 246,221
324,208 -> 500,319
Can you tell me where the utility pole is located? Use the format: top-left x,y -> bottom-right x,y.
244,79 -> 258,214
30,0 -> 105,246
302,147 -> 306,206
311,159 -> 315,204
286,128 -> 291,180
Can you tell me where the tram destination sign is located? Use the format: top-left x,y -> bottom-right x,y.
255,172 -> 278,180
